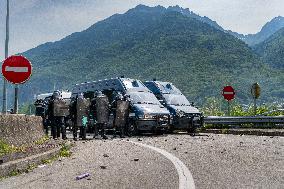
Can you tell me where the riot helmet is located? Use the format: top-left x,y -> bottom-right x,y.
53,90 -> 61,99
78,92 -> 84,99
96,91 -> 103,97
116,92 -> 124,100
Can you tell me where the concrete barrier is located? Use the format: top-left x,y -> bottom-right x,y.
0,114 -> 44,146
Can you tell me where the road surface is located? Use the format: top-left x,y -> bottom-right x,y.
0,133 -> 283,189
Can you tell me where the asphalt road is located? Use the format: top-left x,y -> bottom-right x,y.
0,133 -> 283,189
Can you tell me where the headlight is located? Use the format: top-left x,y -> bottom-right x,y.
144,114 -> 154,119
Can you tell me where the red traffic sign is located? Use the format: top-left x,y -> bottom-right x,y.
2,55 -> 32,84
222,86 -> 235,101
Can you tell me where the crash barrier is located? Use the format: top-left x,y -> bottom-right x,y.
204,116 -> 284,125
0,114 -> 44,146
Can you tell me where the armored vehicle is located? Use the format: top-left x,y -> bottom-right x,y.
144,81 -> 203,133
72,77 -> 170,135
34,93 -> 53,117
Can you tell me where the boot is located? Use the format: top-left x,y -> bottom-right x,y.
73,126 -> 78,141
101,129 -> 108,139
62,125 -> 67,140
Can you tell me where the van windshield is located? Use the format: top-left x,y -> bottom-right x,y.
128,92 -> 161,105
123,80 -> 145,89
163,94 -> 191,106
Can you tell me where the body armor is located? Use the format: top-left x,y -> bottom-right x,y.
53,98 -> 70,117
76,98 -> 90,127
95,95 -> 109,124
114,100 -> 130,127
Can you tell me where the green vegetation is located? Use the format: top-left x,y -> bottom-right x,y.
34,136 -> 50,145
0,142 -> 73,180
254,28 -> 284,70
59,143 -> 72,158
0,140 -> 25,157
18,103 -> 35,115
15,5 -> 281,106
201,97 -> 283,116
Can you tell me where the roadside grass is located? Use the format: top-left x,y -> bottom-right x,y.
34,136 -> 50,145
0,140 -> 24,157
0,141 -> 73,180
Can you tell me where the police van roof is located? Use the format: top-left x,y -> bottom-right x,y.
144,81 -> 182,95
71,77 -> 151,96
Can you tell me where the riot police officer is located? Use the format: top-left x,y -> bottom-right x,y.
47,91 -> 67,140
112,92 -> 130,138
70,93 -> 90,141
90,92 -> 98,139
95,91 -> 110,139
34,98 -> 49,135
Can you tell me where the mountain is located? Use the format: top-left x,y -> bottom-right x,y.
231,16 -> 284,46
14,5 -> 281,105
254,28 -> 284,69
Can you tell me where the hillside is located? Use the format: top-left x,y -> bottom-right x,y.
17,5 -> 280,105
254,28 -> 284,69
230,16 -> 284,46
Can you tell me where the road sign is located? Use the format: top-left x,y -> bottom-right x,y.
2,55 -> 32,84
222,86 -> 235,101
251,83 -> 260,99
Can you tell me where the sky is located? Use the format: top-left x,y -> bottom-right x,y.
0,0 -> 283,60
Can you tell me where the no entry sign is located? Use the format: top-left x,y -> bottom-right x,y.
2,55 -> 32,84
222,86 -> 235,101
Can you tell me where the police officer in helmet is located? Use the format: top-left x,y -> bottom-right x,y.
112,92 -> 130,138
47,91 -> 67,140
95,91 -> 110,139
71,93 -> 90,141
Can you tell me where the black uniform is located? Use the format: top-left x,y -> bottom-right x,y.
70,96 -> 90,140
34,99 -> 49,135
95,93 -> 110,139
112,95 -> 130,138
47,97 -> 68,140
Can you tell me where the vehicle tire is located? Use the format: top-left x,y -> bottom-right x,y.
167,125 -> 174,134
126,122 -> 137,137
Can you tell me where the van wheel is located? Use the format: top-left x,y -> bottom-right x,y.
126,122 -> 137,137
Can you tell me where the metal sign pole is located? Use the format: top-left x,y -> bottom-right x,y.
2,0 -> 9,114
227,101 -> 230,116
254,98 -> 257,116
14,84 -> 18,114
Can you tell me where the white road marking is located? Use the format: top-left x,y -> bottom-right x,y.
223,92 -> 234,95
5,66 -> 29,72
127,141 -> 195,189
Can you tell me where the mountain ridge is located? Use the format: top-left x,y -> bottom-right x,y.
14,5 -> 282,105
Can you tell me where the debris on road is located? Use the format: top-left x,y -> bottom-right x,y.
76,173 -> 90,180
173,148 -> 177,150
103,154 -> 109,158
100,166 -> 107,169
38,165 -> 47,168
134,158 -> 139,161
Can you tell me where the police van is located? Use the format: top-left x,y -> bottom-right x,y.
71,77 -> 170,135
144,80 -> 203,133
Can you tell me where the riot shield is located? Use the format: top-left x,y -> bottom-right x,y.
114,100 -> 130,127
76,98 -> 91,127
53,99 -> 70,117
95,96 -> 109,124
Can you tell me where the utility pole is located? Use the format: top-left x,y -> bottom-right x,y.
2,0 -> 9,114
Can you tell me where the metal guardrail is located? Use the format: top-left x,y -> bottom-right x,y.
204,116 -> 284,125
